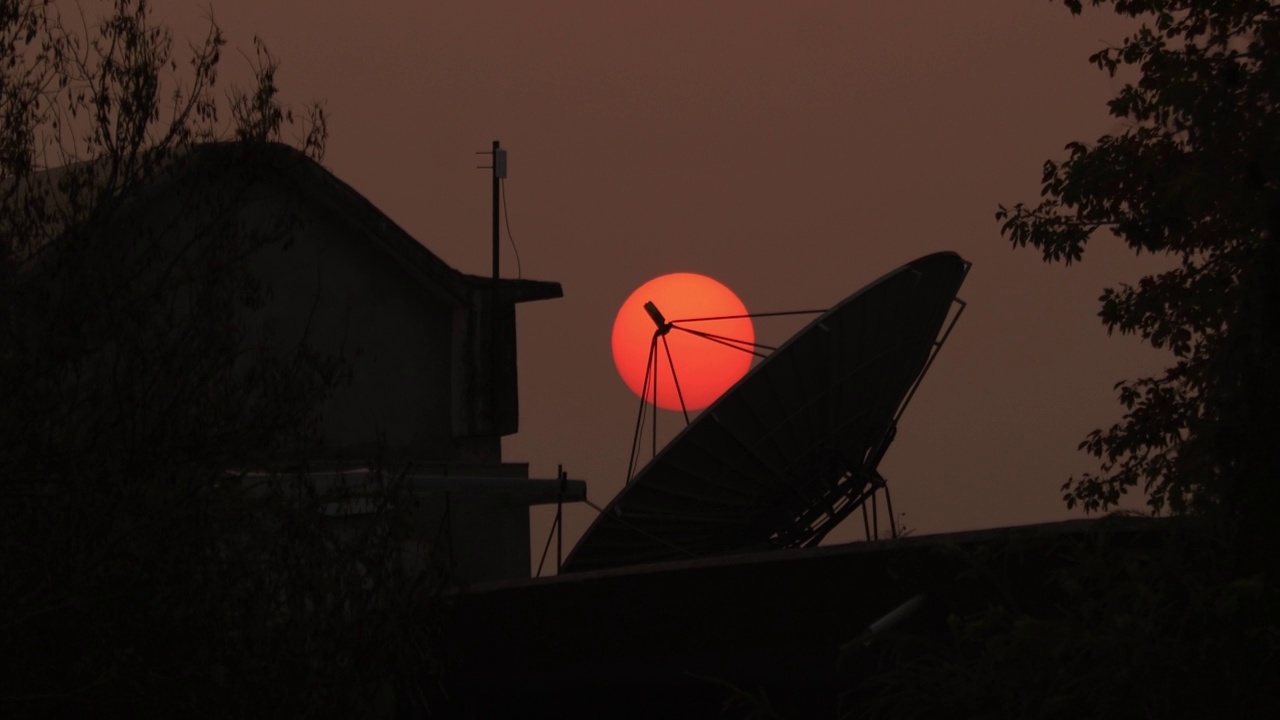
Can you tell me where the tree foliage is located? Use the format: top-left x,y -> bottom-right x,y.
858,529 -> 1278,720
846,4 -> 1280,718
996,0 -> 1280,530
1,2 -> 443,716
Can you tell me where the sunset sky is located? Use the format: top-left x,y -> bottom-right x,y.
149,1 -> 1168,559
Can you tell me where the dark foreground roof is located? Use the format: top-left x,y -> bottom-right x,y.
435,516 -> 1178,718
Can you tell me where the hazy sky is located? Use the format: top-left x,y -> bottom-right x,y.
148,1 -> 1167,557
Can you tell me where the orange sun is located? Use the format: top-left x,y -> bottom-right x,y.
611,273 -> 754,412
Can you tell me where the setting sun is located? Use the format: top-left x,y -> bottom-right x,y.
611,273 -> 754,412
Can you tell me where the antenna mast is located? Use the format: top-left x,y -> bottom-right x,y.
476,140 -> 508,428
491,141 -> 506,284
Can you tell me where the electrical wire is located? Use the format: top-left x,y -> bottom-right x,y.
669,309 -> 827,323
672,324 -> 777,353
499,177 -> 522,279
670,325 -> 771,358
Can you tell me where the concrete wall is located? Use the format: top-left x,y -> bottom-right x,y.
242,193 -> 458,461
410,490 -> 532,586
82,146 -> 553,588
313,463 -> 576,586
130,148 -> 532,465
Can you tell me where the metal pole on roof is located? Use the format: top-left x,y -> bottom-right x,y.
477,141 -> 508,430
492,140 -> 501,283
556,465 -> 566,572
492,141 -> 501,428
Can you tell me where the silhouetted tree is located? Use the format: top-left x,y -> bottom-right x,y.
852,527 -> 1275,720
1,2 -> 442,716
996,0 -> 1280,547
841,3 -> 1280,718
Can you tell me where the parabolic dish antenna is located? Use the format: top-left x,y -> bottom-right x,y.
561,252 -> 970,574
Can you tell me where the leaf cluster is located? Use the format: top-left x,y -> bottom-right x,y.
842,4 -> 1280,717
995,0 -> 1280,520
859,528 -> 1280,719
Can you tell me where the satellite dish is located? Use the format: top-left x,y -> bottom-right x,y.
562,252 -> 970,573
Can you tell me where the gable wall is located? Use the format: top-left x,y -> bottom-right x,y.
241,188 -> 458,461
116,147 -> 516,465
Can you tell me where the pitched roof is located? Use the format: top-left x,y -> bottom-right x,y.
197,142 -> 564,307
5,141 -> 563,306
